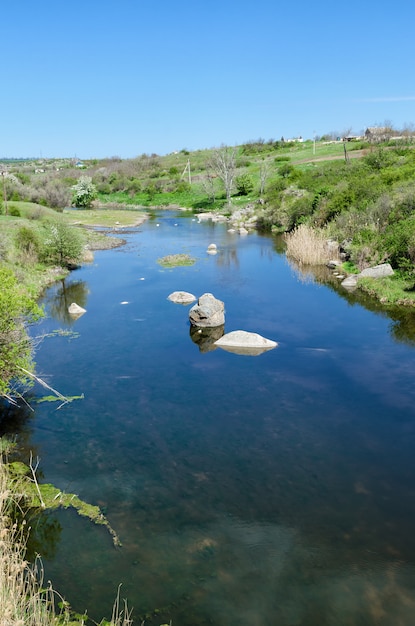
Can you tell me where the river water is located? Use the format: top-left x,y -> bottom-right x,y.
2,210 -> 415,625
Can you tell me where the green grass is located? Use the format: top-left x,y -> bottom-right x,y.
157,253 -> 196,267
358,274 -> 415,306
63,206 -> 147,227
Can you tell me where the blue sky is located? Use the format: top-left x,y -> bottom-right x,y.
2,0 -> 415,158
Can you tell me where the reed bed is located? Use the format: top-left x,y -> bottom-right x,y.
284,224 -> 338,265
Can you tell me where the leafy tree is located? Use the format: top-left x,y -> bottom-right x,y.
40,221 -> 84,267
72,176 -> 97,208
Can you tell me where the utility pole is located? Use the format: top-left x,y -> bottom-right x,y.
0,169 -> 8,215
180,159 -> 191,184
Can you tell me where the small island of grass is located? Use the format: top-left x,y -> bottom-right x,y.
157,253 -> 196,267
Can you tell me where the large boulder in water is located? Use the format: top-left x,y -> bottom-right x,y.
189,293 -> 225,328
214,330 -> 277,355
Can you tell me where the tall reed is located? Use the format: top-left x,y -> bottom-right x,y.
284,224 -> 338,265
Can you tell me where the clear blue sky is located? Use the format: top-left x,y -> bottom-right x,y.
2,0 -> 415,159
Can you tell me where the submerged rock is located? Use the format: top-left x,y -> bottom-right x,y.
214,330 -> 277,355
189,293 -> 225,327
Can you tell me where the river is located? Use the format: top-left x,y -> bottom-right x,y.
2,210 -> 415,625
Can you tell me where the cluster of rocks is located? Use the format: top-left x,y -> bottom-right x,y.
326,261 -> 395,289
168,291 -> 277,356
195,203 -> 260,235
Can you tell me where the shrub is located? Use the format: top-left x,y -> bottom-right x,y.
382,217 -> 415,269
235,174 -> 254,196
174,181 -> 191,194
278,163 -> 295,178
72,176 -> 97,208
44,180 -> 71,209
0,266 -> 42,398
15,226 -> 40,256
8,204 -> 20,216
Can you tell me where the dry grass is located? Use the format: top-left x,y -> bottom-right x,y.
0,455 -> 132,626
0,459 -> 56,626
284,224 -> 339,265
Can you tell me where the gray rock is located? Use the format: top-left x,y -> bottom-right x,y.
341,275 -> 358,288
327,260 -> 341,269
168,291 -> 196,304
189,293 -> 225,327
214,330 -> 277,355
359,263 -> 394,278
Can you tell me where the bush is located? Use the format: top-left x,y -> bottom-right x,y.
235,174 -> 254,196
72,176 -> 97,208
382,217 -> 415,269
8,205 -> 20,217
15,226 -> 40,256
44,180 -> 71,209
0,266 -> 43,398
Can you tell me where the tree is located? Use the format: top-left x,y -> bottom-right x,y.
259,160 -> 271,196
72,176 -> 97,208
41,221 -> 84,267
208,145 -> 237,204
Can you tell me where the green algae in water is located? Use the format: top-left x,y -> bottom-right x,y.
7,461 -> 121,547
34,393 -> 84,405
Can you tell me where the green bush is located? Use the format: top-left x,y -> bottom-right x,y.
382,217 -> 415,269
8,205 -> 20,217
0,266 -> 43,398
15,226 -> 40,255
235,174 -> 254,196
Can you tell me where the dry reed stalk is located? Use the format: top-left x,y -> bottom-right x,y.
284,224 -> 338,265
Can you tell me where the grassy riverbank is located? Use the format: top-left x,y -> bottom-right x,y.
0,451 -> 131,626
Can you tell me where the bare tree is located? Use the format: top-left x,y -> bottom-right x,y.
259,159 -> 271,196
208,145 -> 237,205
201,163 -> 217,204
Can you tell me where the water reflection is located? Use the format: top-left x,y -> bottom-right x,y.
214,247 -> 239,270
43,278 -> 89,326
287,257 -> 415,345
189,324 -> 224,352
